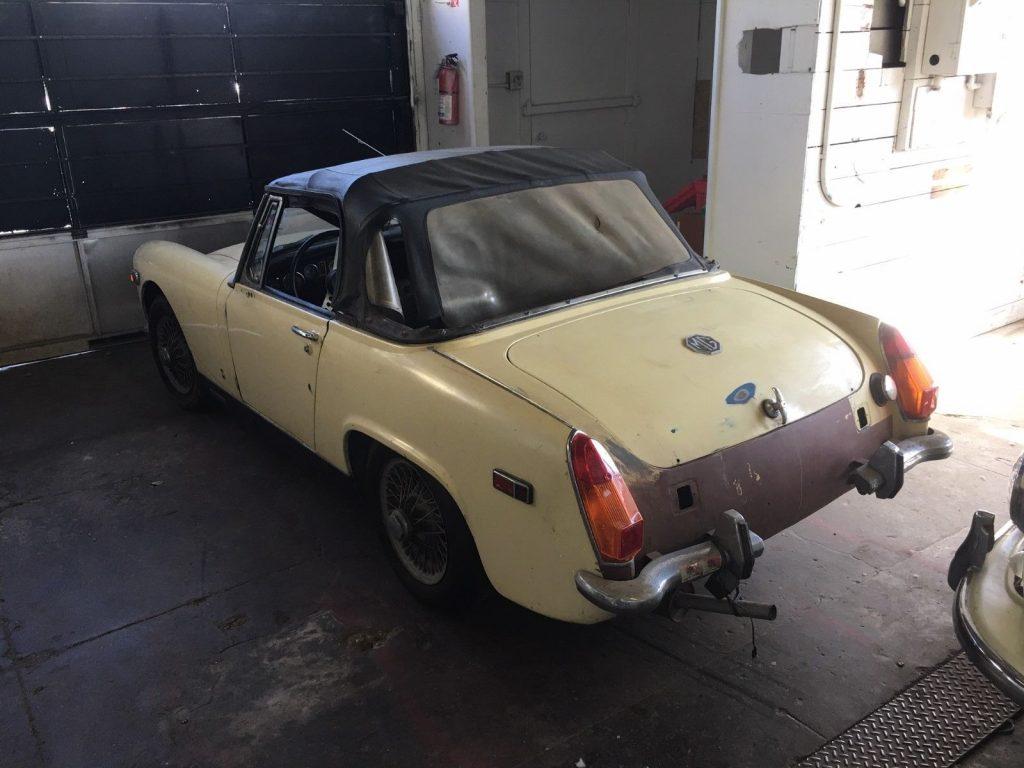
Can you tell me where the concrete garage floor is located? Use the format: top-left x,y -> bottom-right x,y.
1,328 -> 1022,768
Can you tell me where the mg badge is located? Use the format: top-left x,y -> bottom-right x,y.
684,334 -> 721,355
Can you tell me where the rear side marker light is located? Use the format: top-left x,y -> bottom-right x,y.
492,469 -> 533,504
880,324 -> 938,420
569,432 -> 644,563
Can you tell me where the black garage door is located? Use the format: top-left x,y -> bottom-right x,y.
0,0 -> 414,235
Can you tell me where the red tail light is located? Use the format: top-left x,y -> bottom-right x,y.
880,324 -> 938,420
569,432 -> 644,563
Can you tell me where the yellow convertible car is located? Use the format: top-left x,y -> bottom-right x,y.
131,147 -> 952,624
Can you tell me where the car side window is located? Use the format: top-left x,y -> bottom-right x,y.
244,197 -> 282,286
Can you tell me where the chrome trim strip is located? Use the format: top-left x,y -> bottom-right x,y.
954,579 -> 1024,706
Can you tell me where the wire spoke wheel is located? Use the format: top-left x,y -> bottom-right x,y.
380,458 -> 449,585
154,314 -> 195,395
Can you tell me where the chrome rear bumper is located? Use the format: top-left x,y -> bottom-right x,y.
575,531 -> 764,615
850,429 -> 953,499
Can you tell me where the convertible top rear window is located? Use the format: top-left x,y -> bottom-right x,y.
425,179 -> 697,328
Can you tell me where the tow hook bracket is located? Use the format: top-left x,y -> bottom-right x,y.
670,510 -> 777,622
705,509 -> 757,598
850,440 -> 905,499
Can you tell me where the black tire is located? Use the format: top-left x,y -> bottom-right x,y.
147,295 -> 207,411
369,449 -> 485,610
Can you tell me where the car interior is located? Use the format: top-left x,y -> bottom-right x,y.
262,205 -> 341,308
261,203 -> 419,326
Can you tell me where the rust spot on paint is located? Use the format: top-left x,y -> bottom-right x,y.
856,69 -> 866,99
733,479 -> 743,496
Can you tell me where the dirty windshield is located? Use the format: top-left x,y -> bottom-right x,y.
425,179 -> 701,328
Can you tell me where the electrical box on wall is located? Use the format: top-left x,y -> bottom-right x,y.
921,0 -> 1003,77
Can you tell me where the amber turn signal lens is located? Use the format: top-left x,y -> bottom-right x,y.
879,323 -> 938,420
569,432 -> 644,563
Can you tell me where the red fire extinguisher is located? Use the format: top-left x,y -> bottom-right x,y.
437,53 -> 460,126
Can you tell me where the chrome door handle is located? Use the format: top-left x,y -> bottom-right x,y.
291,326 -> 320,342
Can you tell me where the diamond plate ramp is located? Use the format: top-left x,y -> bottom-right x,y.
798,654 -> 1020,768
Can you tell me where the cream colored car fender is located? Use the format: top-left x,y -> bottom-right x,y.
314,319 -> 609,624
134,240 -> 240,397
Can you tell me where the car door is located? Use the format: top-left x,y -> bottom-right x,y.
226,195 -> 330,447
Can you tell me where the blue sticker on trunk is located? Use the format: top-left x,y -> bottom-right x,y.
726,382 -> 756,405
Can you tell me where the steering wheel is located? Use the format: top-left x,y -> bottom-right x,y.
289,230 -> 339,299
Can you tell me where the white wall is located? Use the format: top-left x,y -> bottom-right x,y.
410,0 -> 489,149
796,0 -> 1024,341
705,0 -> 822,283
706,0 -> 1024,340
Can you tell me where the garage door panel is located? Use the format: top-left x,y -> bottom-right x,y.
233,36 -> 389,74
48,76 -> 239,112
71,147 -> 250,194
64,118 -> 245,157
229,2 -> 390,34
244,108 -> 394,146
0,1 -> 32,34
0,0 -> 413,233
0,82 -> 45,115
33,1 -> 228,35
41,39 -> 235,80
239,72 -> 392,103
0,40 -> 42,80
0,128 -> 70,232
0,127 -> 62,165
0,162 -> 64,202
77,180 -> 252,227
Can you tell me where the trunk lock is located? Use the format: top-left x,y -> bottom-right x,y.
761,386 -> 788,425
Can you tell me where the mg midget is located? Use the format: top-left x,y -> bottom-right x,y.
131,146 -> 952,623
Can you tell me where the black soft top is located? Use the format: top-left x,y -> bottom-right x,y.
266,146 -> 635,208
265,146 -> 699,339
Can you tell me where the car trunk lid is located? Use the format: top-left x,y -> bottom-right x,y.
504,285 -> 863,468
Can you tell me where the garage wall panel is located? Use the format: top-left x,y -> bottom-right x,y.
0,235 -> 93,352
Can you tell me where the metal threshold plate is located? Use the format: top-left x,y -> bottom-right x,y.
798,653 -> 1020,768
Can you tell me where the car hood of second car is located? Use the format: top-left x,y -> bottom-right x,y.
441,279 -> 865,468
